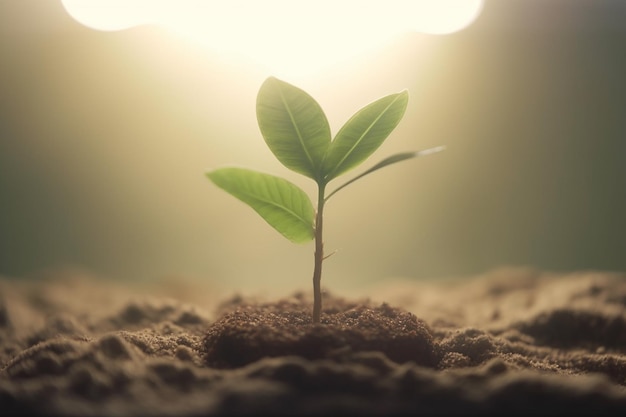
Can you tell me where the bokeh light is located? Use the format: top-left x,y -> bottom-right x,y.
60,0 -> 483,77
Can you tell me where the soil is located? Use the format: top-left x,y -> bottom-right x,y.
1,266 -> 626,416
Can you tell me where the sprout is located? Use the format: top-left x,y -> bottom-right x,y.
207,77 -> 444,323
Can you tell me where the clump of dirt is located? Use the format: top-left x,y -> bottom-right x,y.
201,292 -> 438,369
513,307 -> 626,351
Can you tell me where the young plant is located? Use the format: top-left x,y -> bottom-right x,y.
207,77 -> 444,324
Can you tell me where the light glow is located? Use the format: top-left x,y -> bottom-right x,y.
61,0 -> 483,76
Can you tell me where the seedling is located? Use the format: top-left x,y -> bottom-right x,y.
207,77 -> 444,324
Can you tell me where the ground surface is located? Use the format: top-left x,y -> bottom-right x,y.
1,266 -> 626,415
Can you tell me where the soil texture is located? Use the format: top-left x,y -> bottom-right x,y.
1,266 -> 626,415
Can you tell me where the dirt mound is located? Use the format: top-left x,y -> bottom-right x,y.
202,292 -> 437,368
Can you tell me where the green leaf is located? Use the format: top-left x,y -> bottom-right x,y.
207,167 -> 315,243
256,77 -> 331,181
325,146 -> 446,201
322,91 -> 409,183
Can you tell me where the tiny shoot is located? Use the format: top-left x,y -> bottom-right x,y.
207,77 -> 444,324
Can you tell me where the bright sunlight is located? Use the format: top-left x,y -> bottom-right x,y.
61,0 -> 483,77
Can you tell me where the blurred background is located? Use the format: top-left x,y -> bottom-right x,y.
1,0 -> 625,294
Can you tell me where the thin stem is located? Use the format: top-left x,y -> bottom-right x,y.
312,183 -> 325,324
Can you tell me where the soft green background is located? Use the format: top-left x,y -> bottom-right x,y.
1,0 -> 625,292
